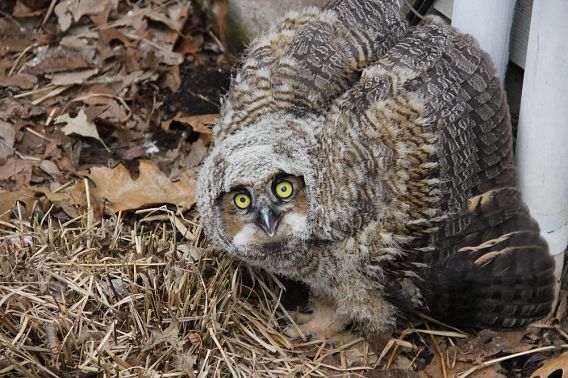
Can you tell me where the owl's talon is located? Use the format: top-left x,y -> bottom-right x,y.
283,301 -> 347,340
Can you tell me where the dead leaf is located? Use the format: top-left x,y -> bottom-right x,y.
0,157 -> 32,186
31,47 -> 93,74
531,351 -> 568,378
141,313 -> 182,353
0,98 -> 45,121
55,109 -> 108,150
13,0 -> 48,16
89,0 -> 115,26
0,74 -> 38,89
0,20 -> 33,57
54,0 -> 107,32
98,277 -> 130,300
0,189 -> 35,221
90,160 -> 196,211
162,65 -> 182,92
60,36 -> 91,50
80,95 -> 127,123
161,113 -> 216,144
172,351 -> 198,378
39,159 -> 62,179
184,137 -> 208,168
51,68 -> 98,86
29,186 -> 85,205
0,121 -> 16,163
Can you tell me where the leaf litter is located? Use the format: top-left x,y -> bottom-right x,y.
0,0 -> 567,376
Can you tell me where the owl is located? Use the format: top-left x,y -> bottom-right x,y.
197,0 -> 556,338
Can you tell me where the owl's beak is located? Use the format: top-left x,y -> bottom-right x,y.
257,206 -> 280,237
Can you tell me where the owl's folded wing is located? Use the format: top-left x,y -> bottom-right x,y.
317,21 -> 555,328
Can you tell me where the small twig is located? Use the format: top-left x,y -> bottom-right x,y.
14,85 -> 56,99
45,107 -> 58,127
84,178 -> 93,249
42,0 -> 59,25
8,43 -> 38,76
32,85 -> 71,105
25,127 -> 54,143
458,344 -> 568,378
426,323 -> 447,378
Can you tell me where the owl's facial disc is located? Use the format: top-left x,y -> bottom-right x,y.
220,175 -> 308,251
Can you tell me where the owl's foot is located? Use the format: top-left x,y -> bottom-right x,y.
284,302 -> 347,340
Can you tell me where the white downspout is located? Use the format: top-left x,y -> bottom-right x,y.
517,0 -> 568,280
451,0 -> 516,83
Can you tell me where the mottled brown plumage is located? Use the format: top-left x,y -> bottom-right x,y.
197,0 -> 555,336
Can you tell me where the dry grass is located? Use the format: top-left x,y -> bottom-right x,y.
1,203 -> 566,377
0,206 -> 383,377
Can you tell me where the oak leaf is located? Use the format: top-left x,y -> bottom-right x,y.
531,351 -> 568,378
89,160 -> 196,211
55,109 -> 108,150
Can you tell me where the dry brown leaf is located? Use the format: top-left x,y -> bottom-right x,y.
31,47 -> 92,74
80,95 -> 127,123
60,36 -> 91,50
13,0 -> 48,16
0,98 -> 45,121
98,277 -> 131,300
531,351 -> 568,378
0,121 -> 16,163
0,157 -> 32,186
0,74 -> 38,89
0,189 -> 35,221
145,3 -> 191,45
51,68 -> 98,86
29,185 -> 84,205
89,160 -> 196,211
90,0 -> 115,26
55,109 -> 106,148
54,0 -> 108,32
0,20 -> 33,57
162,113 -> 216,145
162,65 -> 182,92
38,160 -> 62,179
141,314 -> 182,353
184,137 -> 208,168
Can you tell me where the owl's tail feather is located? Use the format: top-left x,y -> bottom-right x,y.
419,187 -> 556,329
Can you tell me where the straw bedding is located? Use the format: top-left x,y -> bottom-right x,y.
0,208 -> 386,377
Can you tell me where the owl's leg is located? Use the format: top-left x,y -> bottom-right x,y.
284,297 -> 348,340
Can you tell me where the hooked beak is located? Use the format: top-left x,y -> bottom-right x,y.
257,206 -> 280,237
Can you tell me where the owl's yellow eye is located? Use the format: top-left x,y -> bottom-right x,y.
234,193 -> 251,209
274,180 -> 293,199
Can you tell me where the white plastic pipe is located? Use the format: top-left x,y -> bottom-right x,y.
451,0 -> 516,83
517,0 -> 568,280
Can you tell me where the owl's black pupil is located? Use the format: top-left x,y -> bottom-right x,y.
281,186 -> 287,192
239,196 -> 246,202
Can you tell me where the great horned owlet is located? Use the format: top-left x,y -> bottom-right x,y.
197,0 -> 555,337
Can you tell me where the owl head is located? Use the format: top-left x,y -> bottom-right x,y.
197,114 -> 322,265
